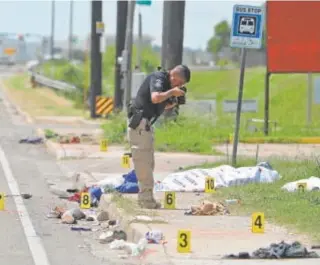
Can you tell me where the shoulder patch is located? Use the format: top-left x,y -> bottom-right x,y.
154,79 -> 163,89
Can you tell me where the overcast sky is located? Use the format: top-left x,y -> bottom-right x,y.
0,0 -> 264,49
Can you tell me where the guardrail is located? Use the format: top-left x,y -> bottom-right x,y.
27,60 -> 77,92
30,72 -> 77,91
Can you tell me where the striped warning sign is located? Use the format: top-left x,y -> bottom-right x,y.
95,96 -> 114,115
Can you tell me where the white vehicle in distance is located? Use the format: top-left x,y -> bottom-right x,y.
239,17 -> 255,34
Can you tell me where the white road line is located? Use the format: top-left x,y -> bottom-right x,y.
0,146 -> 51,265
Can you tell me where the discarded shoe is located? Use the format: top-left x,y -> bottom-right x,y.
19,137 -> 43,144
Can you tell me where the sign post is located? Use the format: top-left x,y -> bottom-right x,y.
230,4 -> 264,166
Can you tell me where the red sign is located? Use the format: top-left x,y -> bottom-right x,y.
267,1 -> 320,73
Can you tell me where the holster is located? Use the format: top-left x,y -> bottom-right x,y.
127,103 -> 143,130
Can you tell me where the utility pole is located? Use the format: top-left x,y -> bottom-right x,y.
90,0 -> 103,118
161,0 -> 185,70
68,0 -> 74,61
122,0 -> 136,111
161,0 -> 186,120
114,0 -> 128,111
136,11 -> 142,70
50,0 -> 55,58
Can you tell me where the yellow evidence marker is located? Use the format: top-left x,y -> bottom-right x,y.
252,212 -> 265,233
177,230 -> 191,253
0,193 -> 5,210
121,154 -> 130,168
100,139 -> 108,152
164,192 -> 176,209
205,177 -> 215,193
80,192 -> 91,209
297,182 -> 307,192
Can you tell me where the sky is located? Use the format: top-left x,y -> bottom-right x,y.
0,0 -> 264,49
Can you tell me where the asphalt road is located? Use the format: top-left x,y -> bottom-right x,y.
0,78 -> 107,265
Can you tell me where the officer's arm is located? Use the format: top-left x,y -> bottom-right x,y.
150,76 -> 174,104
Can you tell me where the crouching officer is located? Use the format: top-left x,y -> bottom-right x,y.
127,65 -> 191,209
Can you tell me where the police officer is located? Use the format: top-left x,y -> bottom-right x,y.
127,65 -> 191,209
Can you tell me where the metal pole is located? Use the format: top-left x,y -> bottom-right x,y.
307,73 -> 312,125
264,72 -> 270,136
89,0 -> 103,118
114,0 -> 128,111
50,0 -> 55,58
231,48 -> 247,167
68,0 -> 74,61
137,11 -> 142,70
122,0 -> 136,111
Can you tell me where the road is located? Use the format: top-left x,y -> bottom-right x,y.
0,74 -> 107,265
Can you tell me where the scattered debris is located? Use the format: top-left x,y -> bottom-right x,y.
19,137 -> 43,144
113,230 -> 127,241
100,222 -> 109,229
109,238 -> 148,257
47,206 -> 65,219
61,212 -> 76,224
134,216 -> 153,222
184,200 -> 229,216
225,199 -> 240,205
71,226 -> 92,232
145,230 -> 164,244
86,215 -> 97,222
5,193 -> 32,199
224,241 -> 320,259
108,220 -> 117,226
68,208 -> 86,220
97,211 -> 109,222
100,231 -> 114,244
44,129 -> 58,139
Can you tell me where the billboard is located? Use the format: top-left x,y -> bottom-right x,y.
267,1 -> 320,73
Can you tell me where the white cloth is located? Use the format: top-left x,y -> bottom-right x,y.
281,177 -> 320,192
155,165 -> 281,192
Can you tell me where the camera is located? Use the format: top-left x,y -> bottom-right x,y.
177,86 -> 187,105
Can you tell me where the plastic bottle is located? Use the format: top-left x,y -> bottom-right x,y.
225,199 -> 239,205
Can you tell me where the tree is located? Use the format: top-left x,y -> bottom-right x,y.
206,20 -> 231,60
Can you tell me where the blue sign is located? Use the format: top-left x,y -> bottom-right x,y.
136,0 -> 152,6
230,5 -> 264,49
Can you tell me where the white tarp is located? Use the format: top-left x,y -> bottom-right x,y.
155,164 -> 281,192
281,177 -> 320,192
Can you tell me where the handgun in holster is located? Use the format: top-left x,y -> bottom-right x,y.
127,102 -> 143,130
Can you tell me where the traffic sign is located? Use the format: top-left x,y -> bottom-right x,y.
136,0 -> 152,6
4,48 -> 16,56
96,22 -> 105,34
230,5 -> 264,49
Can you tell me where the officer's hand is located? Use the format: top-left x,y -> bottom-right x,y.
171,87 -> 185,97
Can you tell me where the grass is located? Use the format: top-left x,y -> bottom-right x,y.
186,157 -> 320,241
101,112 -> 221,154
2,74 -> 84,117
111,193 -> 166,224
189,67 -> 320,138
100,67 -> 320,154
